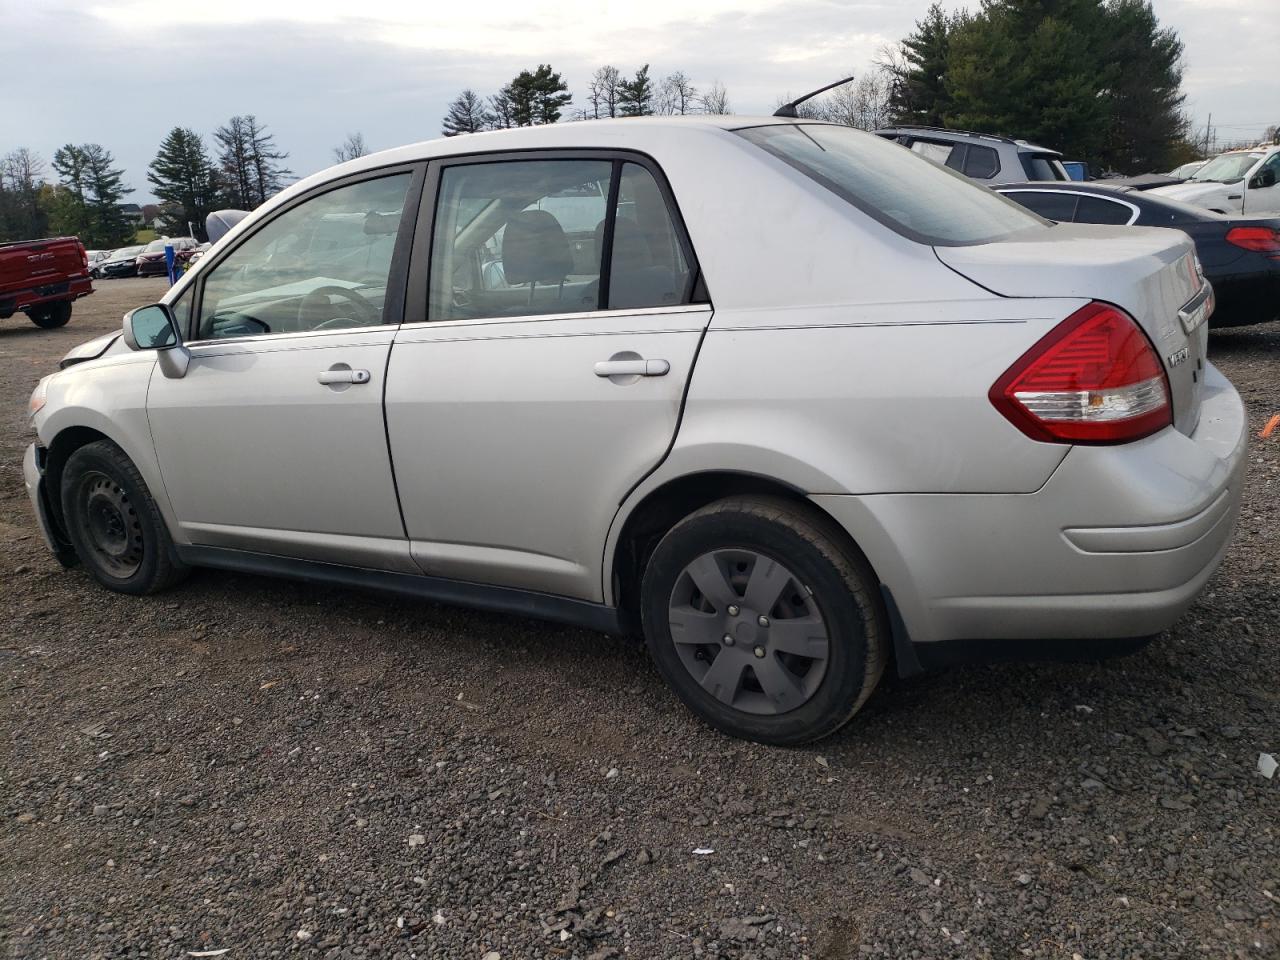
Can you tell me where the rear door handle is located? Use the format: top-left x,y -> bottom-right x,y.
593,359 -> 670,377
317,368 -> 371,385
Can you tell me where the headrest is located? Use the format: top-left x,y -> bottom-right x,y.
502,210 -> 574,286
595,217 -> 653,270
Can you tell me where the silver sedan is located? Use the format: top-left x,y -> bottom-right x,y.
24,117 -> 1246,743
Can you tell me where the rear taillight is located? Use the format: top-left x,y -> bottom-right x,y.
990,302 -> 1171,444
1226,225 -> 1280,257
80,244 -> 88,269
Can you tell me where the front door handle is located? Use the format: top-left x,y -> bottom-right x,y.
593,358 -> 670,378
317,367 -> 371,385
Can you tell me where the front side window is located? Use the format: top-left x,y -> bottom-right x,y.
196,173 -> 411,340
739,123 -> 1045,246
428,158 -> 692,321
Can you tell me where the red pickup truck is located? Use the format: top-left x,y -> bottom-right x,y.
0,236 -> 94,329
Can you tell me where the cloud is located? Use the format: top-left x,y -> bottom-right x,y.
2,0 -> 1276,205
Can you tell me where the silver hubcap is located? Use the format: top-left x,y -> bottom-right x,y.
667,549 -> 830,716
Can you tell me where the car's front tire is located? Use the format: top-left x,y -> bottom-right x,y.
60,440 -> 188,595
640,495 -> 888,745
27,302 -> 72,329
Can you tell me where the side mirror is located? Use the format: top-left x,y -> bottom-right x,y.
1252,169 -> 1277,189
122,304 -> 191,379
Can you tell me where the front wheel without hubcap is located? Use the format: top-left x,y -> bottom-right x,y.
60,440 -> 188,595
640,495 -> 888,745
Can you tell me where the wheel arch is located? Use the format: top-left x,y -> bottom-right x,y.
606,470 -> 886,635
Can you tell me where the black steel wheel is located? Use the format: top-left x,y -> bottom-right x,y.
60,440 -> 188,595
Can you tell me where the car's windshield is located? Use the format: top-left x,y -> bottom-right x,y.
737,123 -> 1045,245
1191,153 -> 1262,183
1021,153 -> 1069,181
113,246 -> 143,259
144,239 -> 170,253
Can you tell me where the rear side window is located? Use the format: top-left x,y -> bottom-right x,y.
964,144 -> 1000,179
427,157 -> 695,321
1020,153 -> 1068,181
1074,196 -> 1133,225
1003,190 -> 1078,222
738,124 -> 1044,246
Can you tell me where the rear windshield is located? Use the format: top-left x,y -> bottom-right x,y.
736,123 -> 1045,246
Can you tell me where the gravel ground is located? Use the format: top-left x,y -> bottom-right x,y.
2,278 -> 1278,960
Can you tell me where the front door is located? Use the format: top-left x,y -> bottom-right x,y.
147,170 -> 420,571
1244,153 -> 1280,215
385,155 -> 712,601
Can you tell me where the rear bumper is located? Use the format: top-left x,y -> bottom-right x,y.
814,361 -> 1247,664
1208,268 -> 1280,327
23,443 -> 74,564
0,275 -> 92,317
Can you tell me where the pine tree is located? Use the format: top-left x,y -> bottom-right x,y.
148,127 -> 219,240
50,144 -> 132,246
506,65 -> 571,126
442,91 -> 492,136
618,65 -> 654,117
214,117 -> 253,209
886,3 -> 955,125
215,115 -> 290,209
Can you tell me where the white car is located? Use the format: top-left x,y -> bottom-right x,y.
1151,145 -> 1280,215
23,117 -> 1245,744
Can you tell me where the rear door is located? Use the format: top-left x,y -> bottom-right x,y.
385,153 -> 711,602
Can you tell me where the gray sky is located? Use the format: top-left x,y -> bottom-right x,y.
3,0 -> 1276,203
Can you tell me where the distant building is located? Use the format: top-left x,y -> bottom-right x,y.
119,203 -> 145,227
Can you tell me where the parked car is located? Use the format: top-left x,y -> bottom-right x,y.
23,118 -> 1245,744
135,236 -> 202,277
996,181 -> 1280,327
0,235 -> 92,328
97,245 -> 146,279
1168,160 -> 1206,179
1150,145 -> 1280,215
874,125 -> 1069,183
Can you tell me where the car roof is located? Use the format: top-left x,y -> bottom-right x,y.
271,116 -> 829,213
873,125 -> 1061,156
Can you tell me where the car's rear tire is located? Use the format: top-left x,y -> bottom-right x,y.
27,302 -> 72,329
60,440 -> 188,595
640,495 -> 888,745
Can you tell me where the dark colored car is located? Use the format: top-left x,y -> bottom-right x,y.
98,245 -> 146,279
135,237 -> 201,277
997,182 -> 1280,327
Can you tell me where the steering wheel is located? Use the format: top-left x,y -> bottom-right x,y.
298,285 -> 381,331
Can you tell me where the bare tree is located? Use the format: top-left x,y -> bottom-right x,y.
588,65 -> 622,118
333,132 -> 369,163
656,71 -> 700,115
824,72 -> 893,130
700,80 -> 731,115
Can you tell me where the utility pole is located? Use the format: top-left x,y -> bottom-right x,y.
1203,113 -> 1212,156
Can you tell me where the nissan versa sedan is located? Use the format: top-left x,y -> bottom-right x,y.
23,117 -> 1247,744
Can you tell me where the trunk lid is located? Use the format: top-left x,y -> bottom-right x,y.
936,224 -> 1209,436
